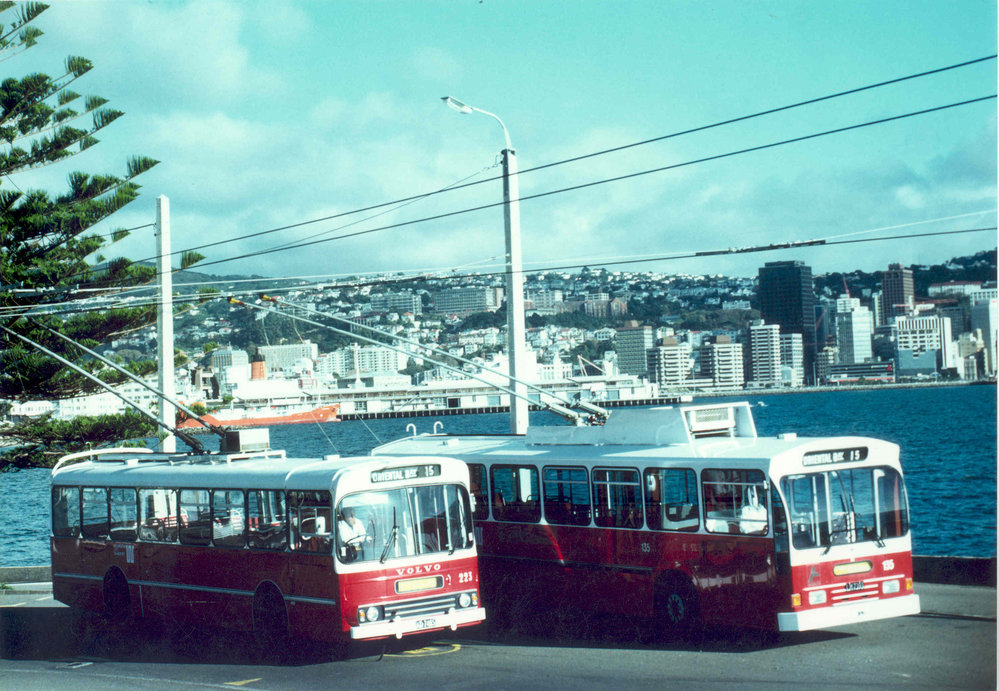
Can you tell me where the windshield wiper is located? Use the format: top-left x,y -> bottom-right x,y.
380,507 -> 398,564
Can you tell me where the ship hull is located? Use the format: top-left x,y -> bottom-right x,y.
178,404 -> 339,428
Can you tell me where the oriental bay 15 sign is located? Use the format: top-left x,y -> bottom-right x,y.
802,447 -> 869,466
371,464 -> 442,483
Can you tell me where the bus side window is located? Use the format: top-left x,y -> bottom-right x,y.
468,463 -> 488,521
490,465 -> 540,523
109,488 -> 138,542
81,487 -> 109,540
213,489 -> 246,549
593,468 -> 643,529
290,490 -> 333,553
247,490 -> 288,551
139,488 -> 179,542
702,469 -> 767,535
52,486 -> 81,538
543,465 -> 590,526
179,489 -> 212,546
644,468 -> 698,532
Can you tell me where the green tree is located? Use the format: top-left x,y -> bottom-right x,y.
0,3 -> 203,467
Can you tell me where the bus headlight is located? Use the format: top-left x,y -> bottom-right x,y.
882,579 -> 900,594
458,592 -> 472,608
359,605 -> 382,623
808,590 -> 827,605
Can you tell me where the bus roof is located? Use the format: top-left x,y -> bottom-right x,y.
372,404 -> 901,476
50,449 -> 468,491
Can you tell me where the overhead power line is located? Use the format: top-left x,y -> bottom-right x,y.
116,55 -> 999,269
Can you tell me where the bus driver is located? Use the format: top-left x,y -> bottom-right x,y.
338,508 -> 368,560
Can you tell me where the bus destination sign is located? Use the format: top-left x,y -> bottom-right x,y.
802,447 -> 869,466
371,464 -> 441,483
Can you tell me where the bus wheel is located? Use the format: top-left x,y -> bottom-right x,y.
102,568 -> 131,623
653,578 -> 700,640
252,583 -> 289,653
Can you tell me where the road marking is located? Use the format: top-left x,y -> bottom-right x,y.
34,595 -> 52,602
0,601 -> 27,607
388,643 -> 461,658
225,679 -> 263,687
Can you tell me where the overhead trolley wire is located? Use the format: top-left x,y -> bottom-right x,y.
180,94 -> 997,274
105,55 -> 998,270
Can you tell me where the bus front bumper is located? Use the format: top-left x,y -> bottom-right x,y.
350,606 -> 487,640
778,593 -> 921,632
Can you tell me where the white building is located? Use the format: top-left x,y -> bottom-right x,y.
646,339 -> 694,388
835,297 -> 874,365
970,298 -> 997,375
258,341 -> 319,372
779,333 -> 804,388
894,313 -> 954,370
699,337 -> 745,390
748,322 -> 782,388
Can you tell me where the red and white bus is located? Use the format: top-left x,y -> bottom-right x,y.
50,445 -> 485,646
373,402 -> 920,634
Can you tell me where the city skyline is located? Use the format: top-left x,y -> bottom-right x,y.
8,1 -> 996,282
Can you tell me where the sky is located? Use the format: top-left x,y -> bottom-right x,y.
9,1 -> 998,284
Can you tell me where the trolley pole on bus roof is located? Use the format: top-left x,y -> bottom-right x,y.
156,195 -> 176,452
442,96 -> 529,435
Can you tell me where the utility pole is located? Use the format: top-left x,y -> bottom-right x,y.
156,196 -> 176,452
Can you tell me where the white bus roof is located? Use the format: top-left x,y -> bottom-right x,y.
372,403 -> 901,476
50,449 -> 468,491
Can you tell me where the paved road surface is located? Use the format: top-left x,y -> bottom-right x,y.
2,582 -> 995,689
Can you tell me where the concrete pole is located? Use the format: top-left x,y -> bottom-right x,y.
502,148 -> 529,435
156,196 -> 176,452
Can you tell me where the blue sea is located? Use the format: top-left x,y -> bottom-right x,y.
1,385 -> 995,566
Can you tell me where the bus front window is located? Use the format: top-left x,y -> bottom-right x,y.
337,485 -> 473,564
779,466 -> 909,551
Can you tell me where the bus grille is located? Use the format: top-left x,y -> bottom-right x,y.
385,593 -> 461,620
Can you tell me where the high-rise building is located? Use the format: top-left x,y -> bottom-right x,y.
894,313 -> 954,373
699,336 -> 745,389
616,324 -> 656,377
258,341 -> 319,372
646,338 -> 694,388
748,321 -> 782,387
433,286 -> 502,316
970,298 -> 997,375
879,263 -> 914,325
834,297 -> 874,365
779,333 -> 804,387
757,261 -> 816,384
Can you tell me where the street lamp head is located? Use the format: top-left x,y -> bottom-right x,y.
442,96 -> 474,114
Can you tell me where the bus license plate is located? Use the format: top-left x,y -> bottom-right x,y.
415,618 -> 437,630
844,581 -> 864,591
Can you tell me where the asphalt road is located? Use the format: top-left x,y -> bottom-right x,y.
1,582 -> 995,690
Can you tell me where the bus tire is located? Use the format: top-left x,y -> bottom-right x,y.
653,576 -> 700,639
252,582 -> 289,653
102,567 -> 131,623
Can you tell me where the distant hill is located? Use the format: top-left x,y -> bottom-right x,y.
815,249 -> 997,298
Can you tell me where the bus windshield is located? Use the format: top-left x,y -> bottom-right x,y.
779,466 -> 909,551
336,484 -> 473,564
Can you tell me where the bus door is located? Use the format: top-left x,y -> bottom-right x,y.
78,487 -> 112,608
698,470 -> 776,628
289,490 -> 336,597
589,468 -> 646,614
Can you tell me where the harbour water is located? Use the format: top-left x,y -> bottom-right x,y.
1,385 -> 995,567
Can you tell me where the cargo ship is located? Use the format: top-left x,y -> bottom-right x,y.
177,404 -> 339,428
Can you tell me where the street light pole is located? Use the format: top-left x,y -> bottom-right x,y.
443,96 -> 529,434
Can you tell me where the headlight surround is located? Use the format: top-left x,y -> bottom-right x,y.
808,589 -> 827,605
458,592 -> 472,608
359,605 -> 382,623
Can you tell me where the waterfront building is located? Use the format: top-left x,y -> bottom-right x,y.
835,297 -> 874,365
646,338 -> 694,389
970,298 -> 997,375
879,263 -> 914,325
747,321 -> 782,388
825,362 -> 896,384
894,312 -> 954,374
779,333 -> 804,387
615,324 -> 656,377
699,336 -> 745,390
757,261 -> 817,384
258,341 -> 319,373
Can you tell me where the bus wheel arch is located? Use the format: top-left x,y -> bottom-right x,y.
653,571 -> 700,634
102,566 -> 131,622
252,580 -> 289,645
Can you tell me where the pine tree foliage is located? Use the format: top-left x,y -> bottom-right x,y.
0,3 -> 204,465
